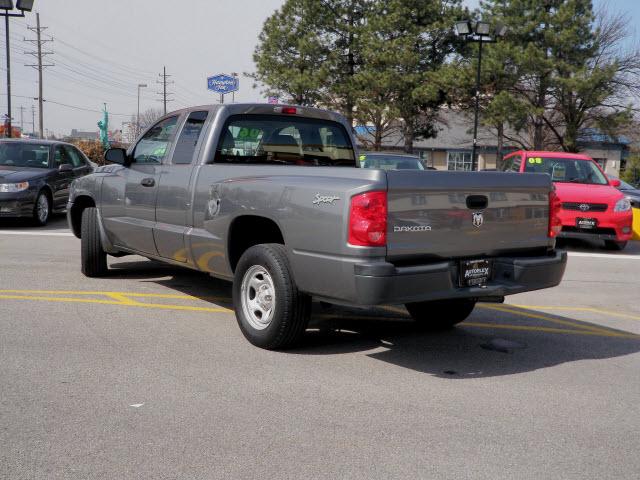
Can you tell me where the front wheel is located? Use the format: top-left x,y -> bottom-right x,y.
80,207 -> 108,277
405,299 -> 476,330
604,240 -> 627,251
233,244 -> 310,349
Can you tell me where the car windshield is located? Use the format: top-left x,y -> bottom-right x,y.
523,156 -> 607,185
360,154 -> 425,170
0,142 -> 50,169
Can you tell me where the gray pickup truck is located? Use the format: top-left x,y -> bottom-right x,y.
68,104 -> 567,349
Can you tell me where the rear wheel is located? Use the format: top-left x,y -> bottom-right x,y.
81,207 -> 108,277
233,244 -> 310,349
405,299 -> 476,330
604,240 -> 627,251
32,191 -> 50,226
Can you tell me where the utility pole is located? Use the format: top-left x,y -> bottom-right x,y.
25,13 -> 54,139
156,66 -> 174,114
19,105 -> 25,132
31,105 -> 35,136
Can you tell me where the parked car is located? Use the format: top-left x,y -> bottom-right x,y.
360,152 -> 435,170
608,175 -> 640,208
68,104 -> 566,349
502,151 -> 633,250
0,139 -> 93,225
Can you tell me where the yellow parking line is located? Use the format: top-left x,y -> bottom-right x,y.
384,303 -> 630,337
105,293 -> 141,305
464,322 -> 638,339
0,290 -> 636,339
478,304 -> 614,335
315,315 -> 638,339
509,304 -> 640,322
0,289 -> 230,302
0,294 -> 232,313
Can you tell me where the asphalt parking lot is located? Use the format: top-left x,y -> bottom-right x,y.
1,216 -> 639,479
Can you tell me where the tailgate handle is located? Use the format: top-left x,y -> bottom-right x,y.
466,195 -> 488,210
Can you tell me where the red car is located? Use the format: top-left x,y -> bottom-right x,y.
502,151 -> 633,250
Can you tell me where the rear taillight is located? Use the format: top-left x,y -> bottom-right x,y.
548,188 -> 562,238
348,191 -> 387,247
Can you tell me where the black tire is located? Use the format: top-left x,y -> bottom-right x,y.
405,299 -> 476,330
604,240 -> 627,251
233,244 -> 310,349
80,207 -> 108,277
32,190 -> 50,226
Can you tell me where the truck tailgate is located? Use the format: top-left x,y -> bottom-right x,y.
386,171 -> 553,261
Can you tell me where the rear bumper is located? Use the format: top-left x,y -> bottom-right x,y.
351,250 -> 567,305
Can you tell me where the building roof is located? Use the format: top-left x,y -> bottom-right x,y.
355,110 -> 631,152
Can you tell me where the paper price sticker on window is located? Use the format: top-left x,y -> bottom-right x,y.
528,157 -> 543,164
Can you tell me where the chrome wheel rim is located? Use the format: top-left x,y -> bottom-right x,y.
37,195 -> 49,223
240,265 -> 276,330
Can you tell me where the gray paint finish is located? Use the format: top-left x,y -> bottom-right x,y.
68,104 -> 566,306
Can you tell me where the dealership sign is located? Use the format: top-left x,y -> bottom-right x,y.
207,74 -> 239,94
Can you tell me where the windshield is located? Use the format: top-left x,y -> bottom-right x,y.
0,142 -> 51,169
523,156 -> 607,185
214,114 -> 355,166
361,154 -> 425,170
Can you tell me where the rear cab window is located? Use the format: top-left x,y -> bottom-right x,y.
213,114 -> 355,166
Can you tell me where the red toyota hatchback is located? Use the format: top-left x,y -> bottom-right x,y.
502,151 -> 633,250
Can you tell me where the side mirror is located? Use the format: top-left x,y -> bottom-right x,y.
58,163 -> 73,173
105,148 -> 129,166
609,178 -> 621,188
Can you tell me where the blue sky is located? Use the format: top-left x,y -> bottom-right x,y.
5,1 -> 639,135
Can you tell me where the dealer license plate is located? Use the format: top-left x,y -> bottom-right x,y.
460,259 -> 491,287
576,217 -> 597,230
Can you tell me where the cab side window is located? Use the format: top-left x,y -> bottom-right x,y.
172,111 -> 209,165
132,116 -> 179,165
54,146 -> 72,166
501,156 -> 514,172
63,145 -> 86,168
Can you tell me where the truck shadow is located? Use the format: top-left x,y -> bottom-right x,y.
108,259 -> 640,379
296,304 -> 640,378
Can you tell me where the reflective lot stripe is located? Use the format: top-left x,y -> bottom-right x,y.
0,230 -> 74,237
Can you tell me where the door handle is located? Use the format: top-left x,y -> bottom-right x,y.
140,178 -> 155,187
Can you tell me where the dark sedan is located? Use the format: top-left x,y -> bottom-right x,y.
0,139 -> 93,225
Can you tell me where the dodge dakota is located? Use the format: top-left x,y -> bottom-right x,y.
68,104 -> 567,349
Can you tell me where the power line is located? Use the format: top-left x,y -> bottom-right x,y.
42,98 -> 130,116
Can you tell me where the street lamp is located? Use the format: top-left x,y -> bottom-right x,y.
137,83 -> 147,137
1,0 -> 35,138
454,20 -> 507,171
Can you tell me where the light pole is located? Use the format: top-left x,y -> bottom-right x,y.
1,0 -> 35,138
137,83 -> 147,137
231,72 -> 238,103
454,20 -> 507,171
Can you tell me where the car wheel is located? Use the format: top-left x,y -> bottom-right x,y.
81,207 -> 108,277
233,243 -> 310,349
32,191 -> 50,226
405,299 -> 476,330
604,240 -> 627,251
